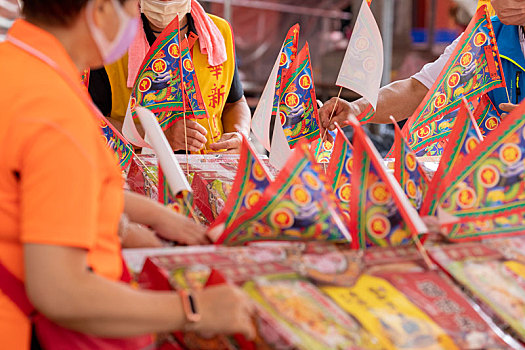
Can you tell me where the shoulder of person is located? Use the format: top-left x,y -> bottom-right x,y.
206,14 -> 233,39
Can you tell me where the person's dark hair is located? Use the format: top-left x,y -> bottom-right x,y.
22,0 -> 126,27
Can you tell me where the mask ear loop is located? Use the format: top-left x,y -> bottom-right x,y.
86,0 -> 133,60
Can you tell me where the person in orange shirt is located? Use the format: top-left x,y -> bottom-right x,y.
0,0 -> 255,349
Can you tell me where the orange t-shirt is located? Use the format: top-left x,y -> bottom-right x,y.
0,20 -> 124,349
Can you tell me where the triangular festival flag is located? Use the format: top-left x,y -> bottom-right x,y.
420,99 -> 484,216
312,129 -> 337,163
99,115 -> 134,171
336,0 -> 383,110
433,100 -> 525,241
349,117 -> 428,249
251,24 -> 300,152
392,117 -> 431,211
126,17 -> 208,134
475,93 -> 502,136
210,136 -> 273,233
327,123 -> 354,223
212,141 -> 351,246
403,5 -> 506,155
279,42 -> 320,148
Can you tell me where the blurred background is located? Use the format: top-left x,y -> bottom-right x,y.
201,0 -> 477,154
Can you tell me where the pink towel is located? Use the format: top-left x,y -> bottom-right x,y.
127,16 -> 150,88
190,0 -> 227,67
127,1 -> 227,88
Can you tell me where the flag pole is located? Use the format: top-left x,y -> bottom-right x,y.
412,234 -> 437,270
316,86 -> 343,159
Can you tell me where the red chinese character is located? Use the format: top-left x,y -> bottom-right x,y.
208,65 -> 223,80
208,84 -> 226,109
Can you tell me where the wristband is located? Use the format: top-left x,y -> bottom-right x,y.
179,289 -> 201,323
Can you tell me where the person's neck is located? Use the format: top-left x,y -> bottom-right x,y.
34,20 -> 95,72
151,15 -> 188,39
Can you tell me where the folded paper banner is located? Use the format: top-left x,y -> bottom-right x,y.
401,5 -> 506,155
336,0 -> 383,110
214,141 -> 351,246
251,54 -> 280,151
135,107 -> 191,194
392,117 -> 431,212
349,116 -> 428,248
251,24 -> 299,152
269,113 -> 293,170
421,99 -> 483,216
433,100 -> 525,241
210,135 -> 273,233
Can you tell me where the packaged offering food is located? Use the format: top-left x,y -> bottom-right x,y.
322,246 -> 512,349
430,243 -> 525,343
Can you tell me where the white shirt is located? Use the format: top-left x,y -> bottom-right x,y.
412,28 -> 525,89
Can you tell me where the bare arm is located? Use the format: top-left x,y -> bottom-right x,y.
24,244 -> 255,338
123,191 -> 209,245
319,78 -> 429,134
209,96 -> 251,153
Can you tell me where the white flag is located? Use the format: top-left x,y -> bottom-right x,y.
135,107 -> 191,194
336,0 -> 383,110
251,50 -> 281,152
269,114 -> 292,170
122,101 -> 151,149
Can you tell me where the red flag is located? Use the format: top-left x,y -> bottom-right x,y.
214,141 -> 351,245
349,117 -> 428,248
392,118 -> 431,211
434,100 -> 525,241
421,99 -> 483,216
400,5 -> 506,155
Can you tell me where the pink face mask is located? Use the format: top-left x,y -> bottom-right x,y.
86,0 -> 139,65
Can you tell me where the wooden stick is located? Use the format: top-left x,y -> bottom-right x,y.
413,234 -> 437,270
316,86 -> 343,159
182,193 -> 201,224
183,115 -> 190,176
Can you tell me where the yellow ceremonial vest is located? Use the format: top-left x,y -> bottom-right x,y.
105,14 -> 236,148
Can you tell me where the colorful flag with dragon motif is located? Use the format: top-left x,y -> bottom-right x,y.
273,24 -> 300,123
99,117 -> 133,170
312,129 -> 337,163
403,5 -> 506,155
278,43 -> 321,148
327,124 -> 354,223
475,94 -> 501,136
158,165 -> 193,217
336,0 -> 383,110
349,117 -> 428,249
210,136 -> 273,232
393,120 -> 431,211
434,101 -> 525,241
251,24 -> 300,151
129,17 -> 208,131
211,141 -> 351,245
358,104 -> 375,123
421,100 -> 484,216
81,69 -> 90,88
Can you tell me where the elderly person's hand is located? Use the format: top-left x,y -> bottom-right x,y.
165,119 -> 208,152
319,98 -> 365,142
499,102 -> 518,118
491,0 -> 525,26
209,132 -> 243,154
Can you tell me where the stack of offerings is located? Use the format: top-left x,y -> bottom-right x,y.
134,241 -> 518,349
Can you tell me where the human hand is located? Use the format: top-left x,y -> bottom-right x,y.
187,285 -> 256,339
120,223 -> 164,248
499,102 -> 518,119
318,97 -> 363,142
209,132 -> 243,154
165,119 -> 208,152
491,0 -> 525,26
152,208 -> 209,245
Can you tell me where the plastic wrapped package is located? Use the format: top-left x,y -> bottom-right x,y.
430,243 -> 525,344
323,246 -> 513,349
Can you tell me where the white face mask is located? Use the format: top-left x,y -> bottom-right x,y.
140,0 -> 191,29
86,0 -> 139,65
